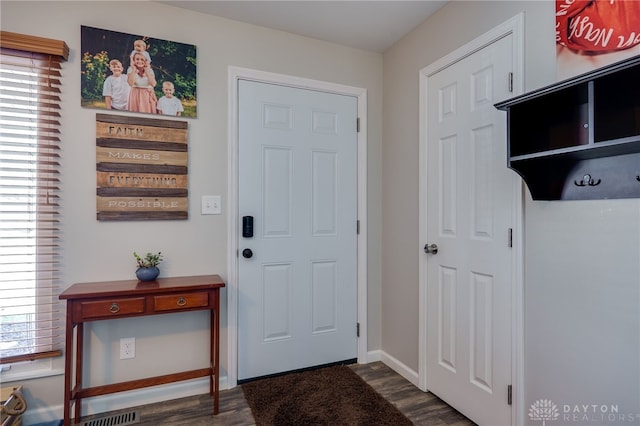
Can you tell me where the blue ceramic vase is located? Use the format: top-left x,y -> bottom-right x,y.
136,266 -> 159,282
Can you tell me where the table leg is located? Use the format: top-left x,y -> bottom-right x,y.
74,322 -> 84,422
211,302 -> 220,414
63,306 -> 73,426
215,304 -> 220,414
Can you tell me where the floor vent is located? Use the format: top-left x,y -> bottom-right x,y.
82,411 -> 139,426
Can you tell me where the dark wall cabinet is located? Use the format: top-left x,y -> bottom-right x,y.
495,56 -> 640,200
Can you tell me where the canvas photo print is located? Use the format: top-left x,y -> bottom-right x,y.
81,25 -> 197,118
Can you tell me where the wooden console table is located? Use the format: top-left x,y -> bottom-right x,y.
59,274 -> 225,426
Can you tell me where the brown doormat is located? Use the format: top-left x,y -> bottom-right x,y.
241,365 -> 413,425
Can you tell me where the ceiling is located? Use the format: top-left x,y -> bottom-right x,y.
157,1 -> 448,53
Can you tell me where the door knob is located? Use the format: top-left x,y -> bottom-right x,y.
424,243 -> 438,254
242,248 -> 253,259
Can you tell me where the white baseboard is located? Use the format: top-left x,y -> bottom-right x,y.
365,349 -> 381,362
378,350 -> 420,387
23,375 -> 229,425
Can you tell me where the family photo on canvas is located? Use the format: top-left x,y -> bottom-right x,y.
81,26 -> 197,118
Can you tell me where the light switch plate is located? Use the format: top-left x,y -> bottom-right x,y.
201,195 -> 222,215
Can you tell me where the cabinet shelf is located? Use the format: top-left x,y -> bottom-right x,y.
510,135 -> 640,163
495,56 -> 640,200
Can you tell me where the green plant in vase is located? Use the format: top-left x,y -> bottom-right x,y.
134,251 -> 163,281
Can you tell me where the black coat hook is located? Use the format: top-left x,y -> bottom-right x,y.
637,175 -> 640,182
574,174 -> 601,187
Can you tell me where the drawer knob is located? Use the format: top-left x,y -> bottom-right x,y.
177,297 -> 187,306
109,303 -> 120,314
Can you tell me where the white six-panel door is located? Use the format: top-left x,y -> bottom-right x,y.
237,80 -> 358,381
423,33 -> 516,425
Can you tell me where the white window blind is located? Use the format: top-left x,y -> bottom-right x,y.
0,31 -> 68,365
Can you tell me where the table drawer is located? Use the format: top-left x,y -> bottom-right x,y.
81,297 -> 146,319
154,292 -> 209,312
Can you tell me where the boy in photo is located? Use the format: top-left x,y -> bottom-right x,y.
102,59 -> 130,110
157,81 -> 184,116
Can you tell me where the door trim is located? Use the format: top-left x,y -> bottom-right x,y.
227,67 -> 368,387
417,13 -> 525,425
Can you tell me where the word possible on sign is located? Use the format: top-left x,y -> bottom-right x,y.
96,113 -> 188,221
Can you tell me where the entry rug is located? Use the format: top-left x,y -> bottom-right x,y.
241,365 -> 413,425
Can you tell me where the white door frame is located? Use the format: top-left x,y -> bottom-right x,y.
227,66 -> 368,387
418,14 -> 525,425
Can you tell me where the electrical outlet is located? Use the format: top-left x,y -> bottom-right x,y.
120,337 -> 135,359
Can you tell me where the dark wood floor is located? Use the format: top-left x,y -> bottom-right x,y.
78,362 -> 475,425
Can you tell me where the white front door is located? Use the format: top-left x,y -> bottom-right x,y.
422,33 -> 516,425
237,80 -> 358,381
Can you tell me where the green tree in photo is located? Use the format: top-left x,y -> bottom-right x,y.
81,50 -> 109,102
148,39 -> 197,102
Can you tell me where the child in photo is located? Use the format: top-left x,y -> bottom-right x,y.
102,59 -> 130,110
129,39 -> 152,74
127,52 -> 157,113
157,81 -> 184,116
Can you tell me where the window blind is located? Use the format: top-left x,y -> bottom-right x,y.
0,31 -> 68,365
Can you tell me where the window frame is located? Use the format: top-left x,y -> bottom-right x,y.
0,31 -> 68,378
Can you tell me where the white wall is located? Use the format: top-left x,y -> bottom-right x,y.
1,1 -> 384,419
525,201 -> 640,424
383,1 -> 640,425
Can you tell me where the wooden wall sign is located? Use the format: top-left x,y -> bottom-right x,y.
96,113 -> 188,221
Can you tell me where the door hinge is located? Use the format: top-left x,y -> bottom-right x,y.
508,72 -> 513,93
357,117 -> 360,133
507,384 -> 512,405
356,322 -> 360,337
357,220 -> 360,235
508,227 -> 513,248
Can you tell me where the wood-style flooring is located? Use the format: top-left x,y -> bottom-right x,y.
77,361 -> 475,425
